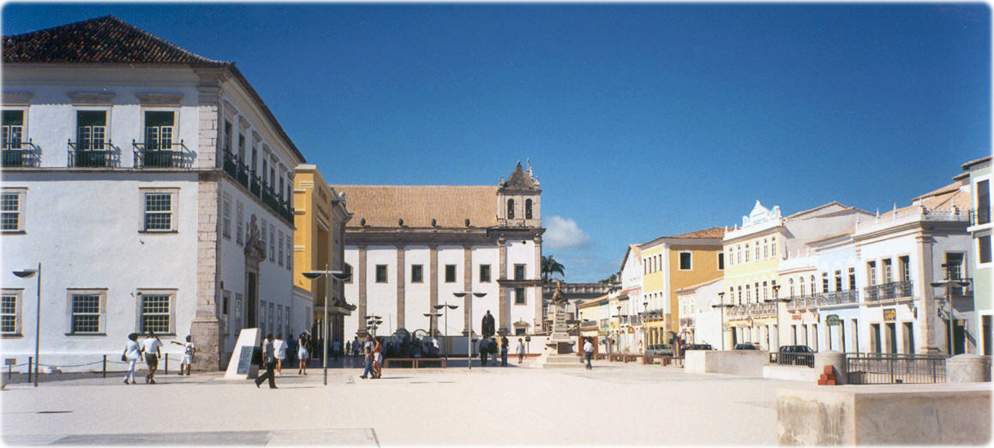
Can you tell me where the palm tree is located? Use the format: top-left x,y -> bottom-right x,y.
542,255 -> 566,283
599,273 -> 618,284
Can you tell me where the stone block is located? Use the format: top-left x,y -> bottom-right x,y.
947,354 -> 991,383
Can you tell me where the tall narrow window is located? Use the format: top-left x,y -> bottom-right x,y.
835,270 -> 842,292
980,235 -> 992,264
771,237 -> 778,259
286,235 -> 293,269
762,238 -> 768,258
679,252 -> 692,270
507,199 -> 515,219
479,264 -> 491,283
822,273 -> 829,293
514,264 -> 526,280
1,190 -> 24,232
849,267 -> 856,290
789,278 -> 795,297
978,179 -> 990,225
411,265 -> 424,283
76,111 -> 106,151
236,201 -> 244,245
445,265 -> 457,283
143,190 -> 175,232
144,111 -> 174,151
867,261 -> 877,286
945,253 -> 965,280
809,276 -> 816,296
514,288 -> 526,305
375,265 -> 388,283
745,243 -> 750,263
222,195 -> 231,239
717,252 -> 724,270
277,231 -> 284,266
525,199 -> 533,219
2,110 -> 24,150
899,256 -> 910,282
269,227 -> 276,262
223,121 -> 232,154
238,134 -> 246,165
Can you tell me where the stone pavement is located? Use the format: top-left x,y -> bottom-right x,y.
2,357 -> 802,446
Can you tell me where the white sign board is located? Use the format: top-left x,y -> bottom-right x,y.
224,328 -> 261,380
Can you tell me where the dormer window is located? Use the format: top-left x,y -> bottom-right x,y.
525,199 -> 533,219
507,199 -> 515,219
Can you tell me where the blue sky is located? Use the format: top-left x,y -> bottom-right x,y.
4,3 -> 990,282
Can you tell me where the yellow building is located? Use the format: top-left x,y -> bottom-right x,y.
293,164 -> 353,347
638,227 -> 725,346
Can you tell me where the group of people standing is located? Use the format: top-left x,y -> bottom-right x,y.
122,331 -> 194,385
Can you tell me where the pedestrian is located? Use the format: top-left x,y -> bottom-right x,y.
346,341 -> 351,357
490,337 -> 498,365
122,333 -> 141,385
255,332 -> 278,389
360,335 -> 374,379
141,331 -> 163,384
353,336 -> 361,357
372,337 -> 383,379
332,339 -> 341,361
500,335 -> 509,366
273,333 -> 287,376
297,333 -> 310,375
479,338 -> 488,366
584,337 -> 594,370
170,335 -> 195,376
516,338 -> 526,364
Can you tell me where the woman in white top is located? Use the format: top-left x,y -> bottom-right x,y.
273,333 -> 287,376
122,333 -> 142,385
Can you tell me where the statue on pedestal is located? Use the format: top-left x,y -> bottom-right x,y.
546,281 -> 575,354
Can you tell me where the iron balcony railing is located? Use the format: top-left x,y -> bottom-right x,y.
863,281 -> 913,302
845,353 -> 947,384
680,317 -> 694,327
970,207 -> 991,226
133,140 -> 193,169
816,290 -> 859,307
68,140 -> 119,168
222,151 -> 294,225
1,140 -> 41,167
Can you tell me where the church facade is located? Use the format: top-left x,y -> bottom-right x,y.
334,163 -> 544,353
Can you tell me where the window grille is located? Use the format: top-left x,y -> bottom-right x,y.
71,294 -> 101,333
141,294 -> 171,334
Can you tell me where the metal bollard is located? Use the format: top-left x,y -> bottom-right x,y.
164,353 -> 168,375
102,355 -> 107,378
27,357 -> 32,383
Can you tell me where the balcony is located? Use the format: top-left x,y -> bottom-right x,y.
133,140 -> 193,169
68,140 -> 119,168
864,281 -> 914,302
970,207 -> 991,227
1,140 -> 40,167
816,290 -> 859,307
222,151 -> 294,225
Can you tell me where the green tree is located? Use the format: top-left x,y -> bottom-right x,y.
542,255 -> 566,282
599,273 -> 618,284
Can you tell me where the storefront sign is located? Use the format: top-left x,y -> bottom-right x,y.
883,309 -> 896,322
792,314 -> 803,321
825,314 -> 840,326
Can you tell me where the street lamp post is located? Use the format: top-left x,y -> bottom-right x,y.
642,301 -> 649,355
12,263 -> 40,387
365,315 -> 383,338
432,302 -> 459,362
931,264 -> 971,356
302,265 -> 351,386
423,312 -> 442,356
764,284 -> 791,351
711,292 -> 732,351
453,291 -> 486,370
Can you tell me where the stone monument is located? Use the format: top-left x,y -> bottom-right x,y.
537,281 -> 580,368
224,328 -> 261,380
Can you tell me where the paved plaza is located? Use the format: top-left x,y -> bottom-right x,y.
2,357 -> 811,446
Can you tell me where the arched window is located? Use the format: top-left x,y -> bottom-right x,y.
525,199 -> 533,219
809,276 -> 816,296
745,243 -> 750,262
799,279 -> 806,297
763,239 -> 768,258
507,199 -> 515,219
789,278 -> 795,297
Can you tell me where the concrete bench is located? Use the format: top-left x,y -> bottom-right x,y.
383,358 -> 447,369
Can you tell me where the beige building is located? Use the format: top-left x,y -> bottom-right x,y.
292,165 -> 353,347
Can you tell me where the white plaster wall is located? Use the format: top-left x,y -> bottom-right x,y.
364,247 -> 397,334
1,173 -> 199,369
403,246 -> 431,334
343,249 -> 360,339
470,246 -> 501,332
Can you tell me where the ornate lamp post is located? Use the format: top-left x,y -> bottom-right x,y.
711,292 -> 732,351
12,263 -> 40,387
765,284 -> 791,351
432,302 -> 459,361
302,266 -> 351,386
453,291 -> 486,370
642,301 -> 649,355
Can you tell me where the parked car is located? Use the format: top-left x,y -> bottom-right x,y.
734,343 -> 759,350
646,344 -> 674,356
777,345 -> 815,366
683,343 -> 714,351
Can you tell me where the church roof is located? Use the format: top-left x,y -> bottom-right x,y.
332,185 -> 499,228
3,15 -> 224,65
501,162 -> 540,190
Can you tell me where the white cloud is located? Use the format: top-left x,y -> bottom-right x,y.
545,216 -> 592,250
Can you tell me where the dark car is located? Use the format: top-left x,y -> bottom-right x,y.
683,343 -> 714,351
777,345 -> 815,366
734,343 -> 759,350
646,344 -> 674,356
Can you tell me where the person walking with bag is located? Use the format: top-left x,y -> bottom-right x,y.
255,333 -> 278,389
583,337 -> 594,370
141,331 -> 163,384
122,333 -> 141,385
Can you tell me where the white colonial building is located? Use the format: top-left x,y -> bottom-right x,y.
334,163 -> 544,355
1,16 -> 308,371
